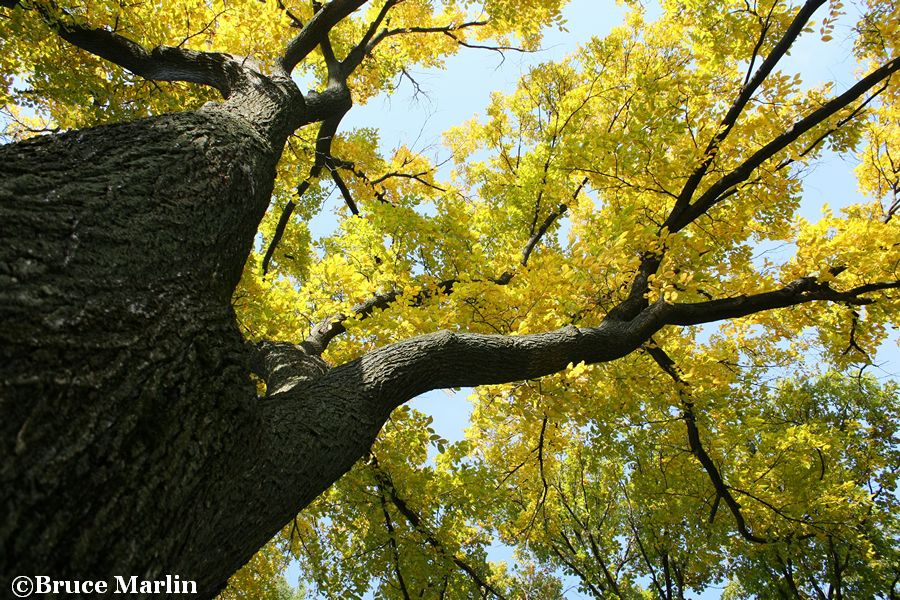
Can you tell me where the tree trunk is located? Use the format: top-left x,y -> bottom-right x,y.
0,100 -> 308,596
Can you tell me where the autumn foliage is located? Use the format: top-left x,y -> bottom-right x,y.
2,0 -> 899,597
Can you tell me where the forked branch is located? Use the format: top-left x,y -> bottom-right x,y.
342,0 -> 401,75
262,115 -> 447,275
279,0 -> 370,74
667,56 -> 900,233
617,56 -> 900,323
667,0 -> 827,223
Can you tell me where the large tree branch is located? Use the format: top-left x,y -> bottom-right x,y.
663,278 -> 900,326
258,276 -> 897,599
3,0 -> 244,96
305,273 -> 899,417
278,0 -> 370,74
313,305 -> 668,413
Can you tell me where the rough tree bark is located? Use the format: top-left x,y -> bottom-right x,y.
1,0 -> 898,597
0,85 -> 326,594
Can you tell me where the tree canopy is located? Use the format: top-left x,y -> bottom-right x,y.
2,0 -> 899,598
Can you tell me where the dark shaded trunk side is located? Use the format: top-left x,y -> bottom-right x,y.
0,106 -> 282,595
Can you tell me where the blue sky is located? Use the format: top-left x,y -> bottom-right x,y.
339,0 -> 628,149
